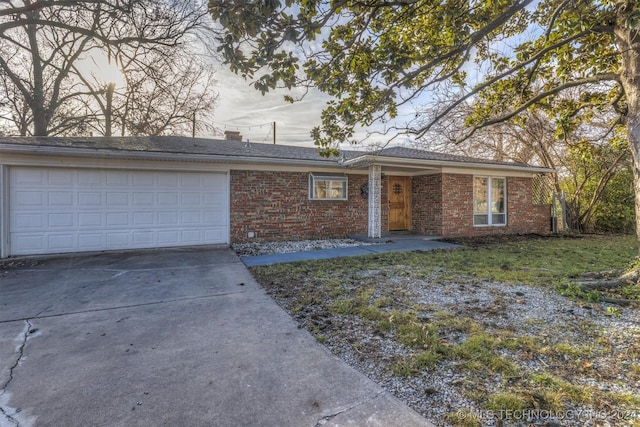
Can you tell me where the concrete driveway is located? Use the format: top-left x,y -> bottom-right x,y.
0,248 -> 432,427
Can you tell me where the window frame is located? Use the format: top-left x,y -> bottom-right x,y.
473,176 -> 507,227
309,173 -> 348,200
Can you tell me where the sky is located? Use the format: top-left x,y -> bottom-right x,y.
208,63 -> 419,150
70,24 -> 427,151
208,64 -> 328,147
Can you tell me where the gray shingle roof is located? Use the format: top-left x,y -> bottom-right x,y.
0,136 -> 545,170
0,136 -> 350,162
375,146 -> 530,167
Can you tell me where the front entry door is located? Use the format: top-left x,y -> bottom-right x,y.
388,176 -> 411,230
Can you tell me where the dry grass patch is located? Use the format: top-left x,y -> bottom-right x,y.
252,234 -> 640,426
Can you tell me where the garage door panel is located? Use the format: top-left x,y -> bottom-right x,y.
78,234 -> 104,248
48,170 -> 74,185
106,232 -> 130,247
15,191 -> 44,206
48,234 -> 76,250
158,192 -> 179,205
180,174 -> 201,187
106,171 -> 128,185
49,192 -> 74,206
14,169 -> 45,185
158,230 -> 179,245
181,230 -> 202,243
181,212 -> 201,224
133,192 -> 154,205
79,192 -> 103,206
9,168 -> 229,256
133,212 -> 155,226
158,174 -> 178,187
13,235 -> 44,252
133,231 -> 154,245
15,213 -> 44,228
205,215 -> 226,227
181,193 -> 201,206
49,213 -> 74,228
158,212 -> 178,225
133,173 -> 154,186
78,170 -> 103,185
204,229 -> 226,242
79,213 -> 103,227
107,192 -> 129,206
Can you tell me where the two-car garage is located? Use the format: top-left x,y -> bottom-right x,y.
5,166 -> 230,257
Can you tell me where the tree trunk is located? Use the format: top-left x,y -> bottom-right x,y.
615,4 -> 640,248
105,82 -> 115,137
25,3 -> 49,136
628,119 -> 640,248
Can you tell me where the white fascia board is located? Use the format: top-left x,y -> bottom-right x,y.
343,154 -> 555,174
0,145 -> 373,175
0,144 -> 342,169
1,152 -> 230,172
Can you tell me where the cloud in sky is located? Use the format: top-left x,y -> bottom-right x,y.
208,65 -> 328,147
207,63 -> 421,149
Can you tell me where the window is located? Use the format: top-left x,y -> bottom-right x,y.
309,173 -> 348,200
474,176 -> 506,226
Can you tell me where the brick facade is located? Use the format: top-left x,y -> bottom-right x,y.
412,173 -> 550,237
229,170 -> 550,243
230,170 -> 369,242
412,174 -> 443,235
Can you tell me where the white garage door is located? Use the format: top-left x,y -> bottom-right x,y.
9,167 -> 229,256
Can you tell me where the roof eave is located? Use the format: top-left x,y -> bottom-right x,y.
0,143 -> 342,168
342,154 -> 554,174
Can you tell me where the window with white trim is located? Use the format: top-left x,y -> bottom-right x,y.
309,173 -> 348,200
473,176 -> 506,226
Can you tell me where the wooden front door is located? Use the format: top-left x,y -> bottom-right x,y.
388,176 -> 411,230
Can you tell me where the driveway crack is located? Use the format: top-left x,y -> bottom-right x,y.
314,390 -> 384,426
1,319 -> 34,427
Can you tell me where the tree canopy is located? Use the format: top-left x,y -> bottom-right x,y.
210,0 -> 640,240
210,0 -> 634,152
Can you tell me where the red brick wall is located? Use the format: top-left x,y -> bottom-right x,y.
441,174 -> 475,236
230,170 -> 369,242
229,170 -> 550,243
506,176 -> 551,235
412,174 -> 443,235
436,173 -> 550,237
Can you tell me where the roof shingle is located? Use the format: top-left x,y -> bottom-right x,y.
0,136 -> 544,170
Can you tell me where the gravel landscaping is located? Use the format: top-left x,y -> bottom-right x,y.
246,236 -> 640,427
232,238 -> 378,256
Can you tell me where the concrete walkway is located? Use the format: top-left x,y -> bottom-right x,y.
241,238 -> 459,267
0,248 -> 433,427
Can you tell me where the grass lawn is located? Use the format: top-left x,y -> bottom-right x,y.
251,234 -> 640,426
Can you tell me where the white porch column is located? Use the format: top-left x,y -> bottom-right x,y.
368,164 -> 382,238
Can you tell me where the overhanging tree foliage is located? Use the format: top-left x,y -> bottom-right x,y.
209,0 -> 640,244
430,101 -> 634,234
